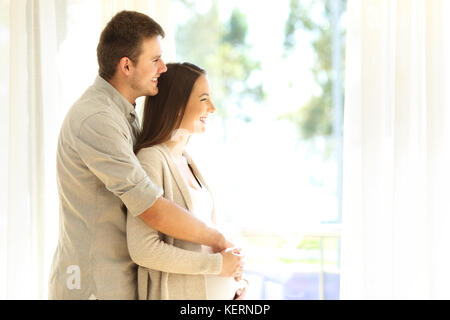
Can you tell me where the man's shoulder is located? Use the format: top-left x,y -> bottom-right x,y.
72,87 -> 117,119
62,87 -> 122,134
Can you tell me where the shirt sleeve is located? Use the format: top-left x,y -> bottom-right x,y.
127,146 -> 223,275
75,112 -> 163,217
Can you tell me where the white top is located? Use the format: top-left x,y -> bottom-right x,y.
127,145 -> 224,300
188,184 -> 237,300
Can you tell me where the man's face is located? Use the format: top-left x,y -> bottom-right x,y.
129,36 -> 167,97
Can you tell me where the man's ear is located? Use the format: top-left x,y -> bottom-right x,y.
118,56 -> 133,76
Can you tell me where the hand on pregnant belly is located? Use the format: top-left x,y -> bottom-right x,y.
219,247 -> 244,277
206,248 -> 247,300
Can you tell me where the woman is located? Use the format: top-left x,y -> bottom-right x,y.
127,62 -> 248,300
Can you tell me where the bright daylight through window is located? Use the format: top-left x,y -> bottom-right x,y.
172,0 -> 346,299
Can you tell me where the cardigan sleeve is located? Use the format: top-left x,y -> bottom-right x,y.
126,147 -> 222,275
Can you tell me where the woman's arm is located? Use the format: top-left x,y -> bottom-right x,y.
128,147 -> 242,276
127,212 -> 223,275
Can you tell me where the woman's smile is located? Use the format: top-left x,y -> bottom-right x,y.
180,74 -> 216,134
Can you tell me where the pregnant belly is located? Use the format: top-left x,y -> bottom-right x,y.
205,275 -> 237,300
201,245 -> 237,300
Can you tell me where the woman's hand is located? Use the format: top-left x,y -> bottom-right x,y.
219,247 -> 244,277
231,247 -> 246,281
234,279 -> 249,300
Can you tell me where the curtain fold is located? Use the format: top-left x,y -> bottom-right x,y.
341,0 -> 450,299
6,0 -> 59,299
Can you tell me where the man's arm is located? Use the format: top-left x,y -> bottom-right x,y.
138,196 -> 232,253
75,113 -> 233,252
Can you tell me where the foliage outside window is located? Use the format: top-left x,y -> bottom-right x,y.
172,0 -> 345,300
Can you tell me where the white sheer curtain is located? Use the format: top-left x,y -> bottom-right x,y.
1,0 -> 175,300
341,0 -> 450,299
3,0 -> 60,300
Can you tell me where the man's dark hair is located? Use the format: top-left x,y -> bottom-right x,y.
97,10 -> 165,81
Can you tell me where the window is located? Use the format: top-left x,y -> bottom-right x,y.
172,0 -> 346,299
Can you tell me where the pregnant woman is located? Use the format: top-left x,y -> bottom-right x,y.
127,62 -> 248,300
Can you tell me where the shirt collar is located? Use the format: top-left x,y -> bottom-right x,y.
93,75 -> 136,123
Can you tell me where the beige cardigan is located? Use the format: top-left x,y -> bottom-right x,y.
126,143 -> 223,300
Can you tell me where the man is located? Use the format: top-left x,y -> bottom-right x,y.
49,11 -> 242,300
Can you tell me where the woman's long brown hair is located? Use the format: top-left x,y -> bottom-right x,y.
134,62 -> 205,154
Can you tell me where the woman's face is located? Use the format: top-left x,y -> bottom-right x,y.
179,75 -> 216,134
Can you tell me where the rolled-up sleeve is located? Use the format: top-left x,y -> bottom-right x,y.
75,112 -> 163,216
127,146 -> 223,276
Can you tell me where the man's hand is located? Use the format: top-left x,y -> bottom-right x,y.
211,235 -> 235,253
219,248 -> 244,277
140,197 -> 234,250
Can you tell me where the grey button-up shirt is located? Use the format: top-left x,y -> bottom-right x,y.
48,76 -> 163,299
